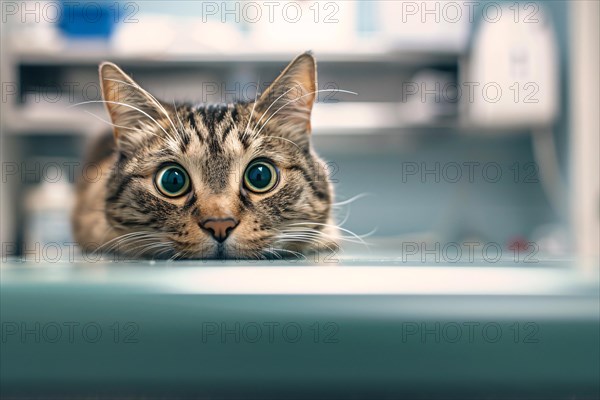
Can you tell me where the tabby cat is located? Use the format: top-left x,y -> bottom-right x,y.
72,52 -> 338,259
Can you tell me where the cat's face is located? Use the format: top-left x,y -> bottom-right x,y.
100,53 -> 334,259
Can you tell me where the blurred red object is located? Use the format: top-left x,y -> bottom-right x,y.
508,237 -> 530,253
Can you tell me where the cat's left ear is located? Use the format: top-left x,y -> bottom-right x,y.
255,51 -> 317,136
99,62 -> 172,142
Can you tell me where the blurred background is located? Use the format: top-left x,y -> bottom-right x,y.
0,0 -> 598,265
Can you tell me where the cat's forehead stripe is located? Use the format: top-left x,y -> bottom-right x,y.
187,103 -> 238,154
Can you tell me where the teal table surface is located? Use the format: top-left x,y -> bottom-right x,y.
1,260 -> 599,399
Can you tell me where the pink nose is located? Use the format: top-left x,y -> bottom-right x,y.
200,218 -> 238,243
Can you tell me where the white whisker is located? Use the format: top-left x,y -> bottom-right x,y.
250,84 -> 302,136
81,110 -> 137,131
332,193 -> 375,207
68,100 -> 175,141
267,247 -> 307,260
287,222 -> 368,246
253,89 -> 358,138
242,77 -> 261,142
104,78 -> 180,139
262,135 -> 304,152
172,100 -> 186,132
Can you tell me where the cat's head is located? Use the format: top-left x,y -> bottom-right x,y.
99,52 -> 336,259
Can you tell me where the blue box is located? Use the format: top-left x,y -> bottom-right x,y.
57,0 -> 118,38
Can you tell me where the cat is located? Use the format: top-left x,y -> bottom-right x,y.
72,52 -> 339,260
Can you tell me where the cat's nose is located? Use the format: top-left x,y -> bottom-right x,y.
200,218 -> 239,243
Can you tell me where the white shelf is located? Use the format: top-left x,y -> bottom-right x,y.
3,102 -> 458,136
6,101 -> 538,137
12,46 -> 460,66
4,106 -> 105,136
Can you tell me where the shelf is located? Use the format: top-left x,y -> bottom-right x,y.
11,45 -> 461,67
3,107 -> 106,136
3,102 -> 460,137
4,102 -> 538,137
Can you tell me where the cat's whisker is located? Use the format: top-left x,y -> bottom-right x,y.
250,84 -> 302,136
287,222 -> 369,247
253,89 -> 358,138
170,249 -> 186,261
242,77 -> 261,142
173,103 -> 198,154
331,193 -> 375,207
104,78 -> 181,141
275,230 -> 334,249
275,237 -> 334,253
257,250 -> 268,260
172,100 -> 187,132
262,135 -> 304,152
262,247 -> 283,260
280,227 -> 370,247
276,233 -> 334,248
92,230 -> 175,258
152,245 -> 176,260
130,241 -> 174,258
276,237 -> 325,247
96,226 -> 117,250
336,205 -> 352,227
282,230 -> 370,246
68,100 -> 175,142
276,247 -> 306,260
105,236 -> 161,257
265,247 -> 306,260
183,248 -> 198,260
92,231 -> 153,254
168,247 -> 191,261
80,110 -> 138,131
79,110 -> 170,155
331,195 -> 372,228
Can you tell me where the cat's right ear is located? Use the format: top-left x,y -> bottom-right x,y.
254,52 -> 317,139
99,62 -> 168,141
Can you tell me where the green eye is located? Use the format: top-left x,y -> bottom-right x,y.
244,159 -> 279,193
155,164 -> 190,198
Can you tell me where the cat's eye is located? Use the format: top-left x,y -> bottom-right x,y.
244,159 -> 279,193
155,164 -> 191,198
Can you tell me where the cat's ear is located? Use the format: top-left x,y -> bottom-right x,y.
99,62 -> 170,140
255,51 -> 317,136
